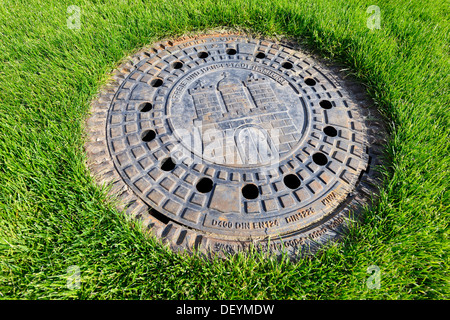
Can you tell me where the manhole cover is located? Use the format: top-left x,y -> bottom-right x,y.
86,34 -> 381,258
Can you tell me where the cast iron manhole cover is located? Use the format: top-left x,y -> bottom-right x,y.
86,34 -> 382,258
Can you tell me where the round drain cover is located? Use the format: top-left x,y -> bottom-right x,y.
86,34 -> 379,258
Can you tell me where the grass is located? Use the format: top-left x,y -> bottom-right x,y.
0,0 -> 448,299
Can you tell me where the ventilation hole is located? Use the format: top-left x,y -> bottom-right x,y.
255,52 -> 266,59
242,184 -> 259,199
319,100 -> 333,109
312,152 -> 328,166
283,174 -> 301,189
358,168 -> 366,182
139,102 -> 153,112
226,48 -> 237,55
305,78 -> 316,86
281,61 -> 293,69
197,51 -> 209,59
323,126 -> 338,137
176,230 -> 187,245
150,77 -> 163,87
161,224 -> 172,238
141,129 -> 156,142
196,177 -> 213,193
171,61 -> 183,69
194,235 -> 203,249
161,157 -> 176,171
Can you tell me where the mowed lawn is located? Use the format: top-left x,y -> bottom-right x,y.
0,0 -> 448,299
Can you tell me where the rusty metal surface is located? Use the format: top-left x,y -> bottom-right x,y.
86,34 -> 382,258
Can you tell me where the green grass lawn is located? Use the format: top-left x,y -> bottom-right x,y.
0,0 -> 448,299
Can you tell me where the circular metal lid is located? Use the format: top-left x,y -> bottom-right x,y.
86,34 -> 379,258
